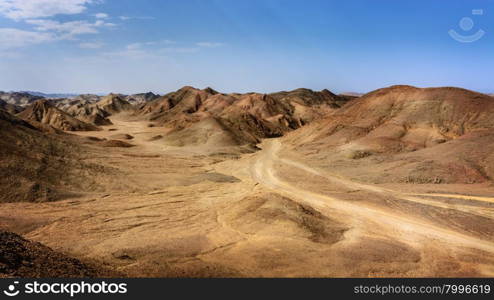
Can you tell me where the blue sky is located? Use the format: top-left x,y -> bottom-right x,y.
0,0 -> 493,94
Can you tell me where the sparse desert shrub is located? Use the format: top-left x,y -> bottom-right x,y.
403,176 -> 443,184
101,140 -> 135,148
347,150 -> 372,160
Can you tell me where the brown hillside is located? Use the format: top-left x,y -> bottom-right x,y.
286,85 -> 494,184
58,94 -> 133,126
62,99 -> 113,126
124,92 -> 160,105
0,99 -> 23,114
139,86 -> 351,147
97,94 -> 134,114
59,94 -> 133,126
17,100 -> 100,131
0,231 -> 99,278
0,110 -> 108,202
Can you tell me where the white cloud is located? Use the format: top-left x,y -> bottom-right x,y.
26,19 -> 114,39
79,41 -> 103,49
0,1 -> 112,50
103,42 -> 199,59
119,15 -> 154,21
126,42 -> 142,50
160,47 -> 198,54
121,41 -> 197,55
28,19 -> 96,34
0,28 -> 54,49
102,43 -> 153,58
146,39 -> 176,45
196,42 -> 224,48
95,20 -> 116,27
94,12 -> 108,19
126,40 -> 176,49
102,49 -> 151,59
0,0 -> 94,20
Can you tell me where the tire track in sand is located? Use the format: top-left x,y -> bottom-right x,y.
250,139 -> 494,254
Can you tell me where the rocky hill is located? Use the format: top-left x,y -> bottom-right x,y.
286,85 -> 494,184
138,86 -> 352,147
124,92 -> 160,105
0,92 -> 44,107
96,94 -> 134,114
0,231 -> 99,277
0,99 -> 23,114
17,100 -> 100,131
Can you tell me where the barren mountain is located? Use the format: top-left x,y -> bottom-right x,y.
340,92 -> 364,97
286,85 -> 494,184
0,110 -> 80,202
61,99 -> 113,126
0,92 -> 44,107
52,98 -> 95,111
20,91 -> 78,99
58,94 -> 133,126
96,94 -> 134,114
72,94 -> 102,103
17,100 -> 100,131
139,86 -> 351,147
0,99 -> 23,114
124,92 -> 160,105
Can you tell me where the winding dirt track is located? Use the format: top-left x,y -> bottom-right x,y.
251,139 -> 494,254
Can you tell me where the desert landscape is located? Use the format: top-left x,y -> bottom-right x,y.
1,85 -> 493,277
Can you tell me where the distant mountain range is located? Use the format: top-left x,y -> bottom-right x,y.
340,92 -> 364,97
0,91 -> 161,109
18,91 -> 164,99
9,90 -> 494,100
18,91 -> 80,99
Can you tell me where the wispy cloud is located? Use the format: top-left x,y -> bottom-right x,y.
26,19 -> 115,40
0,28 -> 54,49
119,15 -> 155,21
126,42 -> 142,50
125,40 -> 178,50
0,0 -> 111,50
101,42 -> 151,59
79,41 -> 104,49
160,47 -> 198,54
145,39 -> 176,46
102,49 -> 151,59
134,41 -> 199,53
109,40 -> 219,57
0,0 -> 94,20
102,41 -> 200,59
196,42 -> 224,48
94,12 -> 108,19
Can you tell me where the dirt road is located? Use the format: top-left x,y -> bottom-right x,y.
251,139 -> 494,255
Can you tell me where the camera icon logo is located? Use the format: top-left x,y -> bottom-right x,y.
3,281 -> 20,297
449,9 -> 485,43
